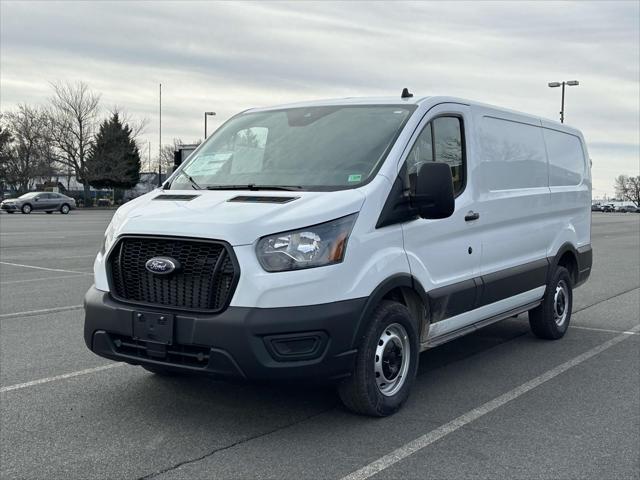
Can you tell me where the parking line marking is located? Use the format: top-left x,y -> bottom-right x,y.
0,230 -> 104,236
0,274 -> 89,285
0,304 -> 83,319
340,323 -> 640,480
572,325 -> 638,335
0,363 -> 124,393
0,261 -> 92,275
1,254 -> 97,261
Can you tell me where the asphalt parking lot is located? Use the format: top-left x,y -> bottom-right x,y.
0,210 -> 638,479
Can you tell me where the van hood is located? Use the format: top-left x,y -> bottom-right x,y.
112,188 -> 366,246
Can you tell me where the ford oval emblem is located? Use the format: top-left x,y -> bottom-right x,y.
145,256 -> 179,275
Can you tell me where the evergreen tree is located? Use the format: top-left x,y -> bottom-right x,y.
88,113 -> 141,190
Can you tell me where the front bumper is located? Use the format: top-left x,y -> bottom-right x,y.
84,286 -> 366,381
1,203 -> 19,211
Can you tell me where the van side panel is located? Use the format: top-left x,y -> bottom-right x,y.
540,121 -> 592,257
473,107 -> 553,283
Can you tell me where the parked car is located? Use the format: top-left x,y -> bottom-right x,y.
591,204 -> 602,212
618,205 -> 640,213
0,192 -> 76,214
84,94 -> 592,417
601,204 -> 615,212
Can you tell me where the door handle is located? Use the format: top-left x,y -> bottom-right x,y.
465,211 -> 480,222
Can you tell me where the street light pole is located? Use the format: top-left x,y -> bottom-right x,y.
158,83 -> 162,187
548,80 -> 579,123
560,82 -> 565,123
204,111 -> 216,139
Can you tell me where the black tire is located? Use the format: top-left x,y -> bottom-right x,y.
60,204 -> 70,214
338,300 -> 419,417
141,365 -> 180,376
46,211 -> 53,214
529,266 -> 573,340
21,204 -> 32,214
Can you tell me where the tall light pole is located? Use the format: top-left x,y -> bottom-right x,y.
548,80 -> 579,123
204,111 -> 216,139
158,83 -> 162,187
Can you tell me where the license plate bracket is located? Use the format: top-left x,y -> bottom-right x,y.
132,311 -> 174,345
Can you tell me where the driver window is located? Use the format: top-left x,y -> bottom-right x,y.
404,116 -> 465,195
405,122 -> 433,194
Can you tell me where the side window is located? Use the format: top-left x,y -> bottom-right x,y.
433,117 -> 464,194
405,122 -> 433,194
404,116 -> 465,195
543,128 -> 584,186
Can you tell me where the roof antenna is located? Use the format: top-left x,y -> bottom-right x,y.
401,87 -> 413,99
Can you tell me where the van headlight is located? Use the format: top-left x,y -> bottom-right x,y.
256,214 -> 357,272
100,218 -> 118,254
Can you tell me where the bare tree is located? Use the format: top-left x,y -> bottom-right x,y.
614,174 -> 640,207
1,105 -> 51,193
0,117 -> 13,196
47,81 -> 101,205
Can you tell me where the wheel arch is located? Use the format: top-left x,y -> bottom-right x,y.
550,243 -> 579,285
352,274 -> 429,348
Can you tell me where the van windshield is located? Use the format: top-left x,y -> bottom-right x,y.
170,105 -> 415,191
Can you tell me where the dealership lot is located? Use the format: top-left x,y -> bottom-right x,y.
0,211 -> 638,479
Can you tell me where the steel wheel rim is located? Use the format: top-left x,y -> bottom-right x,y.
374,323 -> 410,397
23,205 -> 31,213
62,205 -> 69,213
553,280 -> 569,326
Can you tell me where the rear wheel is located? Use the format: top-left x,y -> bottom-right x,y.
21,204 -> 32,214
529,266 -> 573,339
60,204 -> 70,214
338,300 -> 419,416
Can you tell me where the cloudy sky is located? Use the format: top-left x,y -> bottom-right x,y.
1,0 -> 638,197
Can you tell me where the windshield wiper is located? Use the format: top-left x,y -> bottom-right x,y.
205,184 -> 303,191
169,173 -> 201,190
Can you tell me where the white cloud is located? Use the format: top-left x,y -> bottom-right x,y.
1,0 -> 638,196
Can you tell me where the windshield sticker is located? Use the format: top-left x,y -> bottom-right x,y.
347,174 -> 363,183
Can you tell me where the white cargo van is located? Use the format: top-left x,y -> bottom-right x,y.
84,93 -> 592,416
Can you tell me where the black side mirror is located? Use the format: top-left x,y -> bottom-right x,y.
413,162 -> 455,219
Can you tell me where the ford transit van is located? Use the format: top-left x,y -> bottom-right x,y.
84,94 -> 592,416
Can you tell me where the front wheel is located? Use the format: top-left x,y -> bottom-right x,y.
529,266 -> 573,339
21,204 -> 32,214
338,300 -> 419,416
60,204 -> 70,214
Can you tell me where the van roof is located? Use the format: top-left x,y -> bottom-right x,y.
248,95 -> 581,135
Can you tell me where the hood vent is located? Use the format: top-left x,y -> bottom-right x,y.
154,194 -> 200,201
228,195 -> 299,204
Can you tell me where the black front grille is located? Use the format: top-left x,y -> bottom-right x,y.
108,236 -> 238,311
